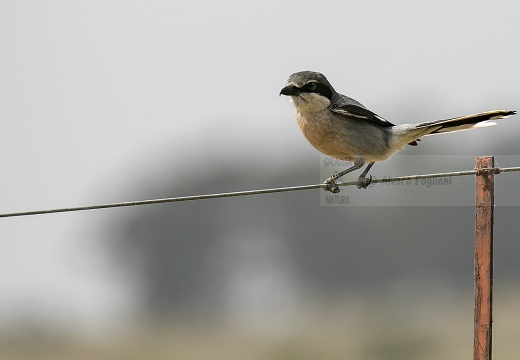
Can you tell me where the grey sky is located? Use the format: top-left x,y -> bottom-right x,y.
1,0 -> 519,333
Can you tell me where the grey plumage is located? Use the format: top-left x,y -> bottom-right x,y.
280,71 -> 516,192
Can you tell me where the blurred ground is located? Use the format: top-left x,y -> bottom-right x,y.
2,286 -> 520,360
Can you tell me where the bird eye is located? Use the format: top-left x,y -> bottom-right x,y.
307,82 -> 317,91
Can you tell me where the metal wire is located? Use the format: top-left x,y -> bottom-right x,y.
1,166 -> 519,219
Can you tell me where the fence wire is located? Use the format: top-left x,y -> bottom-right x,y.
1,166 -> 519,218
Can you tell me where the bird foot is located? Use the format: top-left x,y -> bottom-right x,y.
323,177 -> 341,193
356,175 -> 372,189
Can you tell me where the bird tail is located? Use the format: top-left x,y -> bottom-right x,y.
415,110 -> 516,135
390,110 -> 516,148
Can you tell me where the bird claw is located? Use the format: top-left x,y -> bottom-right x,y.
324,175 -> 372,192
323,177 -> 341,193
357,175 -> 372,189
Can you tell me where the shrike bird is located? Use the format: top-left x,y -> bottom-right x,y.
280,71 -> 516,193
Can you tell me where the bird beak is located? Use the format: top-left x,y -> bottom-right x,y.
280,85 -> 299,96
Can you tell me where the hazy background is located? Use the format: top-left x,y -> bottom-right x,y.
1,1 -> 520,359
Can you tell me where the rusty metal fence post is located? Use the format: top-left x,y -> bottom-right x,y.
474,156 -> 494,360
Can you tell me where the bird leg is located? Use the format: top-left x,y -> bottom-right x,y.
356,162 -> 375,189
323,157 -> 365,193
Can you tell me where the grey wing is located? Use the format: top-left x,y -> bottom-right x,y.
330,93 -> 395,127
